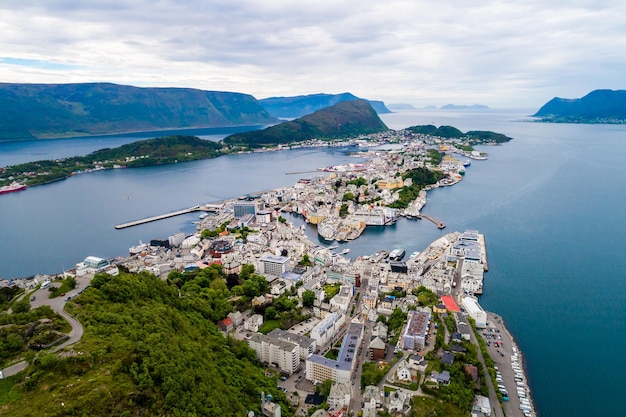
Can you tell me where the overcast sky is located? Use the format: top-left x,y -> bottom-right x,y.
1,0 -> 624,108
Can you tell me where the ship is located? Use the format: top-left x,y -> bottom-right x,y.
389,248 -> 405,261
0,182 -> 26,195
340,248 -> 351,255
129,240 -> 148,256
463,159 -> 472,167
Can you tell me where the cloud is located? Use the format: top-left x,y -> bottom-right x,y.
1,0 -> 625,107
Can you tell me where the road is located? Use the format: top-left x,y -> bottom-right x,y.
1,276 -> 89,378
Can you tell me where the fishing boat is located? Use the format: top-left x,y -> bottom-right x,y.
0,182 -> 26,195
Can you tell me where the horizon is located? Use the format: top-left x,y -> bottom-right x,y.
1,1 -> 625,108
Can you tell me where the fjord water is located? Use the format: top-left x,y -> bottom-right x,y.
1,110 -> 625,416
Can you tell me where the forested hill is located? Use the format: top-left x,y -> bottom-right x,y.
0,271 -> 293,417
533,89 -> 626,123
0,82 -> 278,140
259,92 -> 391,118
406,125 -> 512,143
224,99 -> 389,147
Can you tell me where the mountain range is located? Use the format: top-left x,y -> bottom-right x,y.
259,92 -> 390,118
533,89 -> 626,123
224,99 -> 388,147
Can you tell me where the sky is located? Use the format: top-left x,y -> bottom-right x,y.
1,0 -> 625,108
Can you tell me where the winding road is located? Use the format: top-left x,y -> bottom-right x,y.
1,278 -> 87,378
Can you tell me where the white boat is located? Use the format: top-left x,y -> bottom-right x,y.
389,248 -> 405,261
340,248 -> 350,255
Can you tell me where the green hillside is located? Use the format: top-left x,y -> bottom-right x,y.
0,271 -> 292,417
0,82 -> 278,140
406,125 -> 512,143
224,99 -> 389,147
259,92 -> 391,118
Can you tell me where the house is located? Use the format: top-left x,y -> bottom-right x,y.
372,321 -> 388,341
408,354 -> 428,372
464,364 -> 481,390
227,311 -> 243,327
472,395 -> 491,416
431,370 -> 451,385
386,390 -> 409,413
395,359 -> 412,382
362,385 -> 383,408
245,314 -> 264,332
217,317 -> 234,332
327,382 -> 351,411
450,344 -> 467,354
441,351 -> 456,365
369,336 -> 386,360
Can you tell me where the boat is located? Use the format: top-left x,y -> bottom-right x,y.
389,249 -> 405,261
129,240 -> 148,256
340,248 -> 350,255
199,213 -> 209,219
463,159 -> 471,167
0,182 -> 26,195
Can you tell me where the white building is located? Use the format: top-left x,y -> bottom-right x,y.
259,254 -> 290,277
247,333 -> 299,374
462,297 -> 487,328
306,322 -> 363,384
245,314 -> 264,332
310,312 -> 345,346
402,310 -> 430,351
268,328 -> 317,359
327,382 -> 351,411
329,285 -> 353,312
76,256 -> 110,276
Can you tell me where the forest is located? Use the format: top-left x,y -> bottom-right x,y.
0,270 -> 294,417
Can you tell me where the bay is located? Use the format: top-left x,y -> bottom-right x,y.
1,109 -> 625,416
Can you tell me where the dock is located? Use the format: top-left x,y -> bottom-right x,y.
418,214 -> 446,229
114,205 -> 203,229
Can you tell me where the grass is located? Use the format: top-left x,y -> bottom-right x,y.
410,396 -> 466,417
0,376 -> 23,406
258,320 -> 283,335
324,350 -> 339,360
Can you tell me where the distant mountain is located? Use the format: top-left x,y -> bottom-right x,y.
224,99 -> 388,147
259,92 -> 391,118
0,82 -> 278,140
387,103 -> 417,111
533,89 -> 626,123
441,104 -> 490,110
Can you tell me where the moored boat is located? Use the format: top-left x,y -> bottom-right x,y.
0,182 -> 26,195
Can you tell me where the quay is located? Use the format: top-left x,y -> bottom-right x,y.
114,205 -> 204,229
418,214 -> 446,229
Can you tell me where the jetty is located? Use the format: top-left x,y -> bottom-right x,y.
418,214 -> 446,229
114,205 -> 203,229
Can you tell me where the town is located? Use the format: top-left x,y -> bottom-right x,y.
3,130 -> 533,417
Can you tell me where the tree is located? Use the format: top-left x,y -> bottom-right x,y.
265,306 -> 278,320
278,216 -> 287,223
298,254 -> 312,267
302,290 -> 316,307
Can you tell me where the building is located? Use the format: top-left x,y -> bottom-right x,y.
330,285 -> 353,312
462,297 -> 487,328
259,254 -> 290,277
76,256 -> 110,276
245,314 -> 264,332
369,336 -> 387,360
472,395 -> 491,416
310,312 -> 345,346
248,333 -> 299,375
268,328 -> 317,359
327,382 -> 351,411
402,310 -> 430,351
233,201 -> 258,219
326,270 -> 361,287
209,240 -> 234,258
306,322 -> 363,384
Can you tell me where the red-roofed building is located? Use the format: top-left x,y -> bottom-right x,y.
217,317 -> 234,332
441,295 -> 461,312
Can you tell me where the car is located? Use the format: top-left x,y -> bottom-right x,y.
30,295 -> 36,301
61,292 -> 66,296
280,376 -> 287,381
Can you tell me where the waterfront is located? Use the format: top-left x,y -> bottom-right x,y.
1,109 -> 626,416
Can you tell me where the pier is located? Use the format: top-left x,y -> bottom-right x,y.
114,205 -> 203,229
418,214 -> 446,229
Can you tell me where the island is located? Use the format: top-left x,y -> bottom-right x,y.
533,89 -> 626,123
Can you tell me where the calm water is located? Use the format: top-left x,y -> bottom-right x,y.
1,109 -> 625,416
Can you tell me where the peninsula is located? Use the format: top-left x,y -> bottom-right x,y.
259,92 -> 391,118
533,89 -> 626,123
